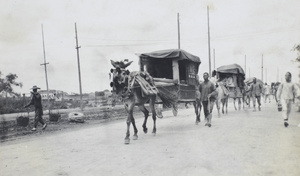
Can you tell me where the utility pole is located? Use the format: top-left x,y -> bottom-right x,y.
177,13 -> 181,49
75,23 -> 83,111
213,48 -> 216,70
265,69 -> 267,83
277,67 -> 279,82
244,55 -> 246,74
261,54 -> 264,82
40,24 -> 50,115
207,6 -> 211,78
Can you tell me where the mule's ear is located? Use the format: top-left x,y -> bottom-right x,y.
110,69 -> 114,73
125,70 -> 130,75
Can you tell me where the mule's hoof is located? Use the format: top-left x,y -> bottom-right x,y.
143,128 -> 148,134
208,124 -> 211,127
133,135 -> 138,140
124,138 -> 130,144
205,123 -> 208,126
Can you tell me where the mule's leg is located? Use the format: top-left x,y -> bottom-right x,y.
149,97 -> 157,134
238,98 -> 241,110
193,100 -> 201,124
233,98 -> 237,110
131,116 -> 138,140
216,99 -> 220,117
155,104 -> 163,119
138,105 -> 149,134
125,103 -> 135,144
225,97 -> 228,114
221,99 -> 225,114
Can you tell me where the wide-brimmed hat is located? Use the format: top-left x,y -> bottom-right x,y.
30,85 -> 41,90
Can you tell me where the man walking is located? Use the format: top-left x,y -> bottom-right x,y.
199,72 -> 218,127
277,72 -> 297,127
264,83 -> 272,103
249,78 -> 263,111
24,85 -> 47,131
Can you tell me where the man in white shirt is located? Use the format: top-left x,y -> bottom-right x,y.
276,72 -> 297,127
264,83 -> 272,103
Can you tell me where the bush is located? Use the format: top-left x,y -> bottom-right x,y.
16,116 -> 29,127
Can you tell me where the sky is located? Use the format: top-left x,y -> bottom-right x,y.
0,0 -> 299,95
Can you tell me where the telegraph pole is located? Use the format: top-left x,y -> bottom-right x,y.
261,54 -> 264,82
75,23 -> 83,111
277,67 -> 279,82
265,69 -> 267,83
207,6 -> 212,78
177,13 -> 181,49
40,24 -> 50,115
244,55 -> 246,74
213,48 -> 216,70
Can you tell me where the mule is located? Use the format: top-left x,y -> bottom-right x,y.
110,65 -> 176,144
215,82 -> 229,115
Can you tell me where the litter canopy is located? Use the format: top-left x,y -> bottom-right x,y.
216,64 -> 245,75
244,77 -> 264,85
138,49 -> 201,63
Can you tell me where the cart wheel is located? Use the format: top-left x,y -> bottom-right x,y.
172,104 -> 178,116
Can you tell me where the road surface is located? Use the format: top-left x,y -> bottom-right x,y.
1,101 -> 300,176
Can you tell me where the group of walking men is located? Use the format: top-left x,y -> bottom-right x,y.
196,71 -> 298,128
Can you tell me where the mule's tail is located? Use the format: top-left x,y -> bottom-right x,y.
157,87 -> 178,108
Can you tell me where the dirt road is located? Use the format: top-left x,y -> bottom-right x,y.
1,101 -> 300,176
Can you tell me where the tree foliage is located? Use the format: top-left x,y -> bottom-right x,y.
293,44 -> 300,62
0,71 -> 23,97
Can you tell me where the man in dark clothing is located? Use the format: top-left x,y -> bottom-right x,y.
249,78 -> 263,111
199,72 -> 218,127
24,85 -> 47,131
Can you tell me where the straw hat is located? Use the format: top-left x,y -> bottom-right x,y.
30,85 -> 41,90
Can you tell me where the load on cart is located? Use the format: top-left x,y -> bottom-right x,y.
138,49 -> 201,116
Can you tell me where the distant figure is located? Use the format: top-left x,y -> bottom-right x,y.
264,83 -> 272,103
276,72 -> 297,127
199,72 -> 218,127
24,85 -> 47,131
249,78 -> 263,111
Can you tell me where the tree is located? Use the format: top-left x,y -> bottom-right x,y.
292,44 -> 300,81
293,44 -> 300,62
0,71 -> 23,98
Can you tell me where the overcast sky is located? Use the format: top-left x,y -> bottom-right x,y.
1,0 -> 299,94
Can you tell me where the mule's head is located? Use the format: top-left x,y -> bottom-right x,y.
109,66 -> 130,95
